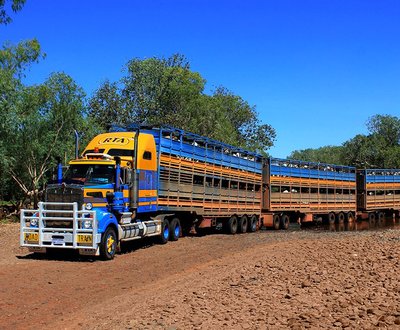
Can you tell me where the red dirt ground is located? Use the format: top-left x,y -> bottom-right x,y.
0,222 -> 399,329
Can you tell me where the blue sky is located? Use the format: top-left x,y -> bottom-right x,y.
1,0 -> 399,158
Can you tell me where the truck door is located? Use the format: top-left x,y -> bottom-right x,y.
136,134 -> 158,213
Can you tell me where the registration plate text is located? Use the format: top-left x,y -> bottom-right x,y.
24,232 -> 39,243
77,234 -> 92,244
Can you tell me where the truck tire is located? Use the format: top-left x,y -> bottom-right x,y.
368,212 -> 376,227
337,212 -> 345,225
226,215 -> 238,235
238,215 -> 248,233
377,212 -> 385,226
280,214 -> 290,230
346,212 -> 355,223
248,215 -> 257,232
273,214 -> 280,230
100,227 -> 117,260
328,212 -> 336,225
169,217 -> 181,241
157,218 -> 170,244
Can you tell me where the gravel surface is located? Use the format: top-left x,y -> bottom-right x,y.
0,221 -> 399,329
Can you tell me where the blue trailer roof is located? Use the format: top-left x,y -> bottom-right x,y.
269,157 -> 356,181
110,124 -> 264,173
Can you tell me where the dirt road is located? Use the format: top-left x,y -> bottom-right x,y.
0,222 -> 399,329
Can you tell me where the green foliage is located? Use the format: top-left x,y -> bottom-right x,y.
0,37 -> 90,205
367,114 -> 400,147
341,116 -> 400,168
0,0 -> 25,25
0,39 -> 44,201
290,114 -> 400,168
4,72 -> 88,205
289,145 -> 344,165
383,146 -> 400,168
89,54 -> 276,153
88,80 -> 124,127
123,54 -> 205,127
0,39 -> 43,77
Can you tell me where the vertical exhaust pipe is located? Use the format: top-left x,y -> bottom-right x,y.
115,156 -> 121,191
130,129 -> 139,210
56,157 -> 63,183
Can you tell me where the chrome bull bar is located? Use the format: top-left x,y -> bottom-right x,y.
20,202 -> 100,251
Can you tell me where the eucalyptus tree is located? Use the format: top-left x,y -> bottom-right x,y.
6,72 -> 89,207
0,0 -> 25,25
89,53 -> 276,153
0,39 -> 43,202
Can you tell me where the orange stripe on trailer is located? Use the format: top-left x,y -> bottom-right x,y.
160,155 -> 262,181
270,203 -> 356,210
158,199 -> 260,210
270,177 -> 356,187
366,183 -> 400,189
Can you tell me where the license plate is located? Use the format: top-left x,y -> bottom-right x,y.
77,234 -> 92,244
24,232 -> 39,243
52,237 -> 64,245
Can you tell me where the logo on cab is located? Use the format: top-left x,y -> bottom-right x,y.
98,137 -> 130,145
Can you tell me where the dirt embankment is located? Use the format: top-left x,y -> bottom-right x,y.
0,222 -> 399,329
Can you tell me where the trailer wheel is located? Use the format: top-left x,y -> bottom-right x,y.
273,214 -> 280,230
346,212 -> 355,223
328,212 -> 336,225
377,212 -> 385,227
368,212 -> 376,227
238,215 -> 248,233
248,215 -> 258,232
100,227 -> 117,260
226,215 -> 238,234
337,212 -> 345,224
157,218 -> 170,244
280,214 -> 290,230
169,217 -> 181,241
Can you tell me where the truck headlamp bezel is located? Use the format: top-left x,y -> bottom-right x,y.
82,220 -> 93,229
85,202 -> 93,210
30,218 -> 38,228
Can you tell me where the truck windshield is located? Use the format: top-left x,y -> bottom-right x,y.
64,165 -> 115,184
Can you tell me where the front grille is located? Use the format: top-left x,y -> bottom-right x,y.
44,184 -> 84,228
46,184 -> 84,207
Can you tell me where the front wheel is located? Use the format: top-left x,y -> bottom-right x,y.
100,227 -> 117,260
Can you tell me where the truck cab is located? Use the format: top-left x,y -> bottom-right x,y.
20,131 -> 162,260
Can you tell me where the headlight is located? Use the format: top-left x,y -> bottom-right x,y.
85,203 -> 93,210
82,220 -> 93,229
30,218 -> 38,227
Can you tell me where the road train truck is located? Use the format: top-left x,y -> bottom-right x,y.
20,124 -> 263,259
